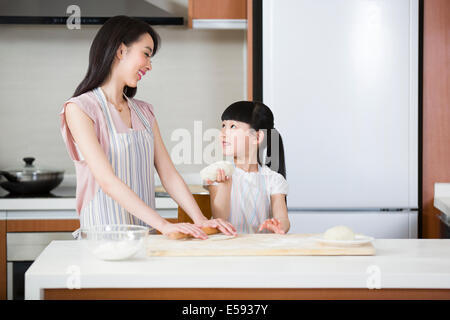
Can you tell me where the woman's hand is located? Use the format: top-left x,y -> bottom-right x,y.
205,168 -> 231,185
258,218 -> 286,234
195,218 -> 237,236
160,222 -> 208,240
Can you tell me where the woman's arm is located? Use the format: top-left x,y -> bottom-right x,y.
152,118 -> 206,224
152,120 -> 236,235
65,102 -> 207,238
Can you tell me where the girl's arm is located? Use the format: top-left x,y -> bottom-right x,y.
152,119 -> 236,235
205,169 -> 232,221
258,194 -> 290,234
65,102 -> 207,239
270,194 -> 290,233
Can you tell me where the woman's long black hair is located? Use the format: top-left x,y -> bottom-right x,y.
221,101 -> 286,179
73,15 -> 160,98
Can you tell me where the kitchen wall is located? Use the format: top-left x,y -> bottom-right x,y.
0,0 -> 245,179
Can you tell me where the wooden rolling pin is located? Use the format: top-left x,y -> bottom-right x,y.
167,226 -> 220,240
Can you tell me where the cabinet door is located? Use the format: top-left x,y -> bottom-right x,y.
7,232 -> 74,261
189,0 -> 246,27
288,211 -> 417,238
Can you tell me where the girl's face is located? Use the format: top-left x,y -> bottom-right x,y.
116,33 -> 154,87
220,120 -> 260,160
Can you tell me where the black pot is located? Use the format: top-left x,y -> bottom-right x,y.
0,157 -> 64,195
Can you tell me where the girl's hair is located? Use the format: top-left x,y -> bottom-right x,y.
73,15 -> 160,98
221,101 -> 286,179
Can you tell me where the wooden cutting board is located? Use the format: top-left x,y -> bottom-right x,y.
146,233 -> 375,257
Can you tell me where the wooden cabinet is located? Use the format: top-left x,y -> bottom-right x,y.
422,0 -> 450,238
6,219 -> 79,232
188,0 -> 247,28
0,210 -> 179,300
0,213 -> 79,300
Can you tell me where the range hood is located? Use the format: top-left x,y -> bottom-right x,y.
0,0 -> 184,25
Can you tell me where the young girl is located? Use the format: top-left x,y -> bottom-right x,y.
60,16 -> 236,239
204,101 -> 290,234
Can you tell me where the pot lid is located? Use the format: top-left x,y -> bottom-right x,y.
4,157 -> 64,175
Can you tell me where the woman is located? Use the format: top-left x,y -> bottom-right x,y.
60,15 -> 236,239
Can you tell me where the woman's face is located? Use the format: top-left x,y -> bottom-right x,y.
220,120 -> 259,161
117,33 -> 154,88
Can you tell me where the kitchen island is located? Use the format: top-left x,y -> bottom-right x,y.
25,238 -> 450,300
0,183 -> 180,300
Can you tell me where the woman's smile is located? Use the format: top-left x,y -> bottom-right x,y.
137,69 -> 147,80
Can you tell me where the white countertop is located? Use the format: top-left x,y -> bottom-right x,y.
435,183 -> 450,216
25,238 -> 450,299
0,185 -> 178,219
434,183 -> 450,225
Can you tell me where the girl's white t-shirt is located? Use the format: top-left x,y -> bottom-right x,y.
206,163 -> 289,233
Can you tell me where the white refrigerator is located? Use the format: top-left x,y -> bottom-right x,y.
262,0 -> 419,238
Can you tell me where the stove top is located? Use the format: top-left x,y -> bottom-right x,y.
0,186 -> 76,199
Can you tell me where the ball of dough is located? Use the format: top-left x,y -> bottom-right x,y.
323,225 -> 355,241
200,161 -> 235,182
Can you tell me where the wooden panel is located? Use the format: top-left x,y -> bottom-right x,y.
188,0 -> 194,28
0,220 -> 6,300
190,0 -> 246,20
6,219 -> 80,232
44,288 -> 450,300
422,0 -> 450,238
147,234 -> 375,257
178,194 -> 212,223
247,0 -> 253,100
6,218 -> 177,234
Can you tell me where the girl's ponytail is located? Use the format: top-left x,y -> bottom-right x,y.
272,128 -> 286,179
258,127 -> 286,179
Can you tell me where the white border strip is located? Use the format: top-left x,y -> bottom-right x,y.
192,19 -> 247,29
0,198 -> 76,211
7,210 -> 78,220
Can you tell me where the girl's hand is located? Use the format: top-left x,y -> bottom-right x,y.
160,222 -> 208,240
258,218 -> 285,234
195,218 -> 237,236
205,168 -> 231,185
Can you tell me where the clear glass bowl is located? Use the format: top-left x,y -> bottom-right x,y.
79,225 -> 149,261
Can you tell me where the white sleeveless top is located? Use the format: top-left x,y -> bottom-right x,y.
226,164 -> 289,233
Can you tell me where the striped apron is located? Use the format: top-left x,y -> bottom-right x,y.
72,87 -> 155,238
229,164 -> 271,233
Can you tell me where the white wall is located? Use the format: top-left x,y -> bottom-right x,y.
0,0 -> 245,176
